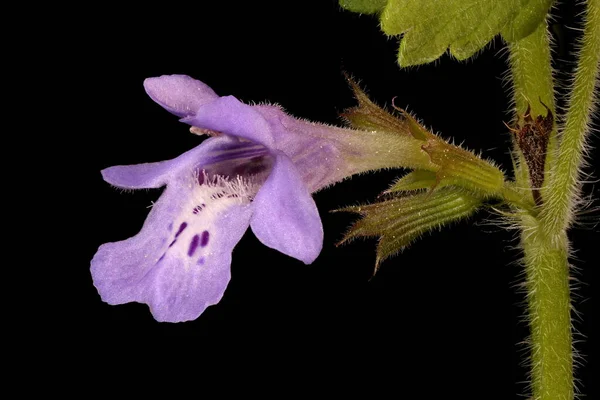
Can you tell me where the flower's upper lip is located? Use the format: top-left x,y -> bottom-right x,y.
181,95 -> 276,149
144,75 -> 219,118
145,74 -> 280,149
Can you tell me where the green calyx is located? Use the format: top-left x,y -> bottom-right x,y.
343,77 -> 505,196
385,170 -> 441,193
336,77 -> 521,270
337,187 -> 482,272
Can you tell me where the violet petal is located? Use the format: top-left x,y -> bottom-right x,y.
101,135 -> 249,189
91,181 -> 254,322
145,203 -> 252,322
91,185 -> 189,308
144,74 -> 219,118
181,95 -> 275,148
250,153 -> 323,264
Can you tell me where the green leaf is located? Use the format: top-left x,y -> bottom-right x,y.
337,187 -> 482,271
363,0 -> 554,66
339,0 -> 387,14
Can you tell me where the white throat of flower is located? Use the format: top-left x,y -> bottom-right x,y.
158,170 -> 263,270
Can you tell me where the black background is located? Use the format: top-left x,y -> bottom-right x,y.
68,1 -> 595,397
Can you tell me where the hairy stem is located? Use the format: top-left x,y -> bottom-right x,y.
541,0 -> 600,236
507,20 -> 557,197
508,18 -> 576,400
520,216 -> 572,400
500,181 -> 536,214
507,23 -> 556,117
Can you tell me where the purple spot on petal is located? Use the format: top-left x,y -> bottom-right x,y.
192,203 -> 207,214
167,222 -> 173,232
188,234 -> 200,257
157,253 -> 166,263
200,231 -> 210,247
168,223 -> 188,247
198,257 -> 205,265
175,222 -> 188,238
211,192 -> 225,200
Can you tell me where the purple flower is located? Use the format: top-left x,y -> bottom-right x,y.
92,75 -> 367,323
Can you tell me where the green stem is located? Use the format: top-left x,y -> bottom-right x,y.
520,216 -> 572,400
500,181 -> 536,215
507,18 -> 576,400
541,0 -> 600,236
506,20 -> 557,197
507,22 -> 556,117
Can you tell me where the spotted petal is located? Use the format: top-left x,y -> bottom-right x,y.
250,153 -> 323,264
91,176 -> 254,322
146,202 -> 253,322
